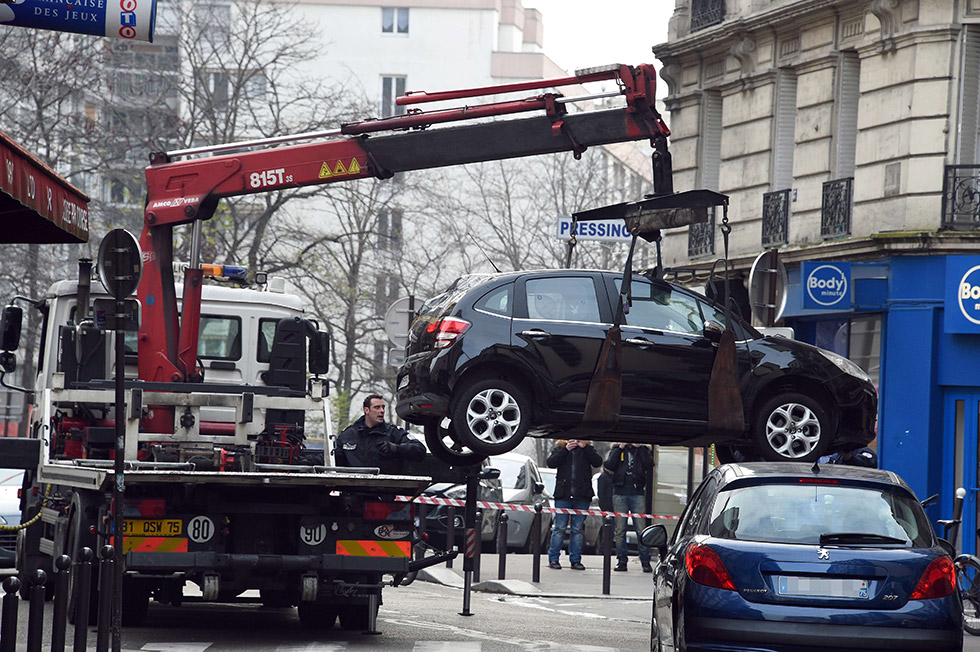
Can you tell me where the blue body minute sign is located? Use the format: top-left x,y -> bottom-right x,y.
944,256 -> 980,334
0,0 -> 156,41
802,261 -> 851,310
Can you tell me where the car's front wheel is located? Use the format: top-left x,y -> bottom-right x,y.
451,377 -> 531,456
752,392 -> 830,462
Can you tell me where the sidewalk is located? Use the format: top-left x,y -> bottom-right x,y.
418,552 -> 655,600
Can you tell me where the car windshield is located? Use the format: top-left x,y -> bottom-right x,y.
707,482 -> 932,547
493,458 -> 528,490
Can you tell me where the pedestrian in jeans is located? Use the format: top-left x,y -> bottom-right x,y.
547,439 -> 602,570
604,442 -> 654,572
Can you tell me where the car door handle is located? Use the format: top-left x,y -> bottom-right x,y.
520,329 -> 551,338
625,337 -> 654,347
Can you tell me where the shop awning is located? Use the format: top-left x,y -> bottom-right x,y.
0,128 -> 89,244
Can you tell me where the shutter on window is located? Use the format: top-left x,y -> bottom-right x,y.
701,91 -> 722,190
958,26 -> 980,165
836,52 -> 860,179
773,69 -> 797,190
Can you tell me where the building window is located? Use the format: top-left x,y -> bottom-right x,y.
382,7 -> 409,34
835,51 -> 860,179
957,25 -> 980,165
773,68 -> 797,191
691,0 -> 725,32
689,91 -> 721,258
381,76 -> 406,117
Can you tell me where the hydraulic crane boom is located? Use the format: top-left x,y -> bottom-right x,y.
139,63 -> 671,397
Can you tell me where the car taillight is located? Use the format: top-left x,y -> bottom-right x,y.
910,556 -> 956,599
686,543 -> 737,591
428,317 -> 470,349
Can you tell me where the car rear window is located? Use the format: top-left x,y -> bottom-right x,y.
707,483 -> 932,547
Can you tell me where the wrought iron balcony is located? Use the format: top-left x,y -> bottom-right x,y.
691,0 -> 725,32
821,178 -> 852,239
762,189 -> 789,247
688,208 -> 716,258
942,165 -> 980,230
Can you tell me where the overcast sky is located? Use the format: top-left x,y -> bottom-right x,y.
523,0 -> 673,96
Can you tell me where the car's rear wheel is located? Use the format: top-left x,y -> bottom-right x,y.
752,392 -> 830,462
451,377 -> 531,456
423,418 -> 486,466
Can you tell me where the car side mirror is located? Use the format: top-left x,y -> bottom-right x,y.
937,537 -> 955,558
308,330 -> 330,376
703,320 -> 724,343
533,481 -> 545,494
1,304 -> 22,352
641,523 -> 668,556
479,467 -> 500,480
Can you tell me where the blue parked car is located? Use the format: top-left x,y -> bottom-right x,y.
642,463 -> 962,652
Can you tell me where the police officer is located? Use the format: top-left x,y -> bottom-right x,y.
335,394 -> 425,473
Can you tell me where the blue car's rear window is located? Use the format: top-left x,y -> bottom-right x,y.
707,483 -> 932,548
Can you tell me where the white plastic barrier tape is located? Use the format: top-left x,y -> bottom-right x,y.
395,494 -> 680,521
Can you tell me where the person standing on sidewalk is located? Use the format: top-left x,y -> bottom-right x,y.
547,438 -> 603,570
605,442 -> 654,572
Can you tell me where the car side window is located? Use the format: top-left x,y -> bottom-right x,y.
671,476 -> 717,544
474,284 -> 512,316
525,277 -> 600,323
619,280 -> 704,334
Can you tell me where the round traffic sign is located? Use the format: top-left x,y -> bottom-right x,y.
748,250 -> 787,326
97,229 -> 143,299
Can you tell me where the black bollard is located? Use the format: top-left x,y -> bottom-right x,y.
531,503 -> 542,583
0,576 -> 22,652
473,509 -> 483,584
446,505 -> 456,569
497,513 -> 508,580
73,547 -> 94,652
601,515 -> 614,596
27,569 -> 47,652
95,546 -> 115,652
51,555 -> 71,652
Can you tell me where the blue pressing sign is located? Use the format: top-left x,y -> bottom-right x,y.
944,256 -> 980,334
0,0 -> 157,42
802,261 -> 851,310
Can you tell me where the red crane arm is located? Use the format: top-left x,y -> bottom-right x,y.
138,63 -> 670,389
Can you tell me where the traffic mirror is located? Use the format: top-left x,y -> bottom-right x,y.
1,304 -> 22,352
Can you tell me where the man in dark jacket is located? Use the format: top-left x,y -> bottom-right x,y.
335,394 -> 425,474
546,439 -> 603,570
604,443 -> 654,572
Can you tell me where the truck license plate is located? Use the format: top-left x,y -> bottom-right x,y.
123,519 -> 183,536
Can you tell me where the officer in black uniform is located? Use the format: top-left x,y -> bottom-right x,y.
335,394 -> 425,473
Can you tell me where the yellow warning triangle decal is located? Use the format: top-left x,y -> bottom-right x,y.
348,158 -> 361,174
334,160 -> 348,176
318,162 -> 332,179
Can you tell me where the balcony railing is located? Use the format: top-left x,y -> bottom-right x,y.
762,189 -> 789,247
688,208 -> 716,258
821,177 -> 852,239
691,0 -> 725,32
942,165 -> 980,230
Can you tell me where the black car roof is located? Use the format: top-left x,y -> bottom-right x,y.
717,462 -> 906,490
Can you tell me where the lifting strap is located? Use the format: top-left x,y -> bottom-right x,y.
707,204 -> 744,437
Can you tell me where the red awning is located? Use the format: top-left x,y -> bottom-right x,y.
0,128 -> 89,244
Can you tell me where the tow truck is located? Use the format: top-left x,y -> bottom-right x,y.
0,64 -> 672,629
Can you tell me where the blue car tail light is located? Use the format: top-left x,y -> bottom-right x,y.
910,556 -> 956,600
686,543 -> 737,591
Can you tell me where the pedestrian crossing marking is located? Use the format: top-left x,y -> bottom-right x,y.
413,643 -> 480,651
140,644 -> 212,651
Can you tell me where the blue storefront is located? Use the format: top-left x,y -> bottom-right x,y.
781,254 -> 980,553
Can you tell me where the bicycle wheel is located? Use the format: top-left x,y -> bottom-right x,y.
963,594 -> 980,636
955,555 -> 980,635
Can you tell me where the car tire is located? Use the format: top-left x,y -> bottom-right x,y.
752,392 -> 830,462
423,419 -> 486,466
451,377 -> 531,456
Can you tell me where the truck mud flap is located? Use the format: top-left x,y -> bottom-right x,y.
126,552 -> 409,573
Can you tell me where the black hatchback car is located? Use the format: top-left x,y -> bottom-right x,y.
395,270 -> 877,463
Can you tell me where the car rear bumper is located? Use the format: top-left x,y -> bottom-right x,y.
685,615 -> 962,652
395,391 -> 449,423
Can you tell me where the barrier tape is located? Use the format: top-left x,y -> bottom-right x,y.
396,495 -> 680,521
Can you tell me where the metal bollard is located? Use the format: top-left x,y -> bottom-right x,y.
601,515 -> 614,596
27,569 -> 47,652
446,505 -> 456,569
0,576 -> 22,652
531,503 -> 542,583
497,513 -> 508,580
73,547 -> 95,652
473,510 -> 483,583
95,546 -> 115,652
51,555 -> 71,652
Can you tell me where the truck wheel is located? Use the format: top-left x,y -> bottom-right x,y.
752,393 -> 830,462
451,377 -> 530,456
423,419 -> 486,466
297,602 -> 337,629
338,602 -> 378,630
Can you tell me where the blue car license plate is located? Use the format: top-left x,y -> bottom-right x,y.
777,576 -> 869,599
